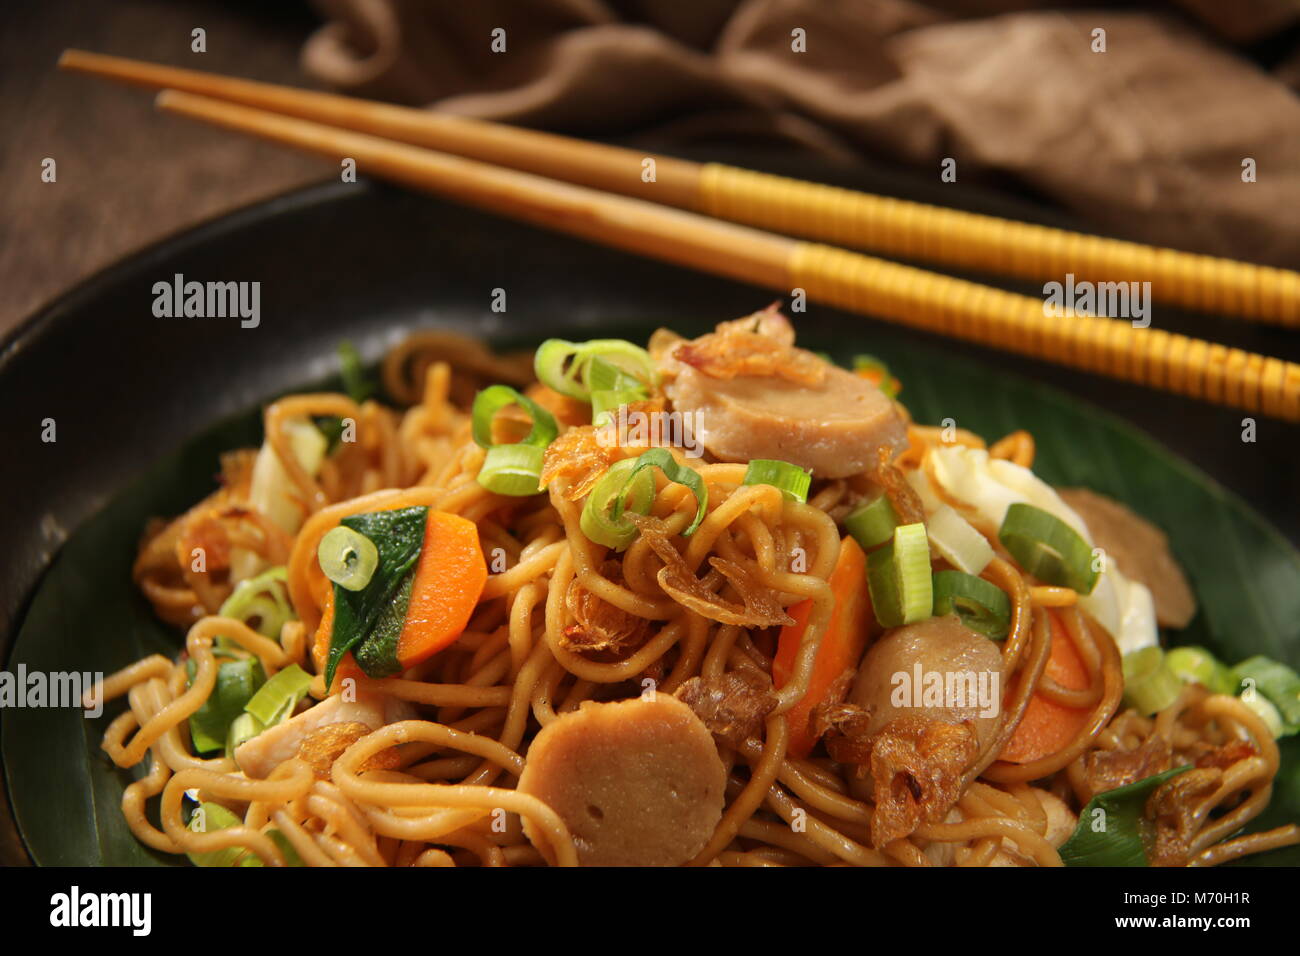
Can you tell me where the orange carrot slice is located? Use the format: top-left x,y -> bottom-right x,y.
773,536 -> 873,758
998,610 -> 1092,764
393,511 -> 488,670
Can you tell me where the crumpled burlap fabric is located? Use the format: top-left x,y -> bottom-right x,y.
301,0 -> 1300,267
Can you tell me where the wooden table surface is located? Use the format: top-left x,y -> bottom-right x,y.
1,1 -> 328,337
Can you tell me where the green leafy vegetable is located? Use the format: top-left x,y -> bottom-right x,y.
353,570 -> 416,678
337,341 -> 374,404
186,657 -> 266,755
325,506 -> 429,689
1059,766 -> 1191,866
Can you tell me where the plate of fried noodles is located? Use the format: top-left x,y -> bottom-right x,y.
2,182 -> 1298,868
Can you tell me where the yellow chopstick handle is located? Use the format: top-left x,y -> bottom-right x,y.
790,242 -> 1300,421
702,163 -> 1300,327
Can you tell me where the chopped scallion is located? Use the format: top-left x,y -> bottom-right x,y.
579,458 -> 656,550
591,387 -> 648,425
932,570 -> 1010,640
1122,647 -> 1183,716
867,522 -> 933,628
318,526 -> 379,592
244,663 -> 313,728
471,384 -> 558,450
218,566 -> 293,639
534,338 -> 657,402
476,443 -> 547,496
613,448 -> 708,537
1164,646 -> 1234,695
1230,655 -> 1300,735
742,459 -> 812,504
998,503 -> 1098,594
845,495 -> 899,551
225,711 -> 263,758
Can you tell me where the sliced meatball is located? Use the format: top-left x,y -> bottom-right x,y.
844,614 -> 1004,829
849,614 -> 1005,750
1058,488 -> 1196,629
233,690 -> 412,779
517,695 -> 726,866
659,314 -> 906,479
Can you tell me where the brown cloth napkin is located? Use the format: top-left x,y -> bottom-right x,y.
300,0 -> 1300,269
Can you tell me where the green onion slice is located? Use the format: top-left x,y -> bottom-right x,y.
186,802 -> 255,867
218,566 -> 294,639
998,503 -> 1099,594
187,657 -> 266,755
591,387 -> 648,426
932,570 -> 1011,640
1230,655 -> 1300,735
186,802 -> 303,867
613,448 -> 708,537
1239,693 -> 1285,739
477,443 -> 546,496
583,354 -> 645,393
534,338 -> 657,401
244,663 -> 313,728
743,459 -> 812,504
1164,646 -> 1234,695
580,458 -> 656,550
225,712 -> 264,758
845,495 -> 900,551
1122,647 -> 1183,716
318,526 -> 379,592
867,522 -> 933,628
471,384 -> 558,449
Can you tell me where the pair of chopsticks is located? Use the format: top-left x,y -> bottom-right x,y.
59,49 -> 1300,423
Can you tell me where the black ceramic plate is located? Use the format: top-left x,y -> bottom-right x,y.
3,164 -> 1298,866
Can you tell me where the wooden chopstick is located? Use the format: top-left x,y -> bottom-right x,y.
150,88 -> 1300,423
60,48 -> 1300,327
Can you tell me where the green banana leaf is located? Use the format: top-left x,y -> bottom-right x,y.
3,332 -> 1298,865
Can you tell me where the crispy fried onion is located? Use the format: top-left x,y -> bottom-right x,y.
134,450 -> 270,625
1146,767 -> 1225,867
629,514 -> 794,628
873,445 -> 926,526
296,721 -> 404,780
672,307 -> 824,386
1081,736 -> 1174,801
540,397 -> 666,501
812,670 -> 872,760
676,670 -> 777,747
561,561 -> 652,659
861,714 -> 980,848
